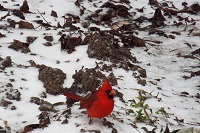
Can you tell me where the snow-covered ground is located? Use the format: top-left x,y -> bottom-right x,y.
0,0 -> 200,132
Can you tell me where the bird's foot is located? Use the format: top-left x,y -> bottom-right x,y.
88,117 -> 93,125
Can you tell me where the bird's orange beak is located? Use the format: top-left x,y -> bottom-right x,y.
109,90 -> 116,95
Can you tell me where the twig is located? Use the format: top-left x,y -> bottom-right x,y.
183,19 -> 187,31
0,11 -> 10,20
37,9 -> 51,25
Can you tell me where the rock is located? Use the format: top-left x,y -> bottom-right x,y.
63,18 -> 72,27
6,89 -> 21,101
0,99 -> 12,107
191,48 -> 200,55
8,39 -> 30,53
18,21 -> 34,29
0,32 -> 6,38
1,56 -> 12,68
30,97 -> 41,105
59,34 -> 82,53
138,68 -> 147,78
107,73 -> 118,86
43,42 -> 53,46
26,36 -> 37,44
44,35 -> 53,42
122,34 -> 146,47
151,8 -> 165,27
13,10 -> 25,20
39,100 -> 54,112
51,10 -> 58,18
137,78 -> 146,86
38,112 -> 50,127
20,0 -> 29,13
23,124 -> 40,133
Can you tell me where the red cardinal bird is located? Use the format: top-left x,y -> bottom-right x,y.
63,78 -> 116,123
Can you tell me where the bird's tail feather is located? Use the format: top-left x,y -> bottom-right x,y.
63,92 -> 85,102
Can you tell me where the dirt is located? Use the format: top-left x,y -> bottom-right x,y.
86,32 -> 138,71
38,65 -> 66,95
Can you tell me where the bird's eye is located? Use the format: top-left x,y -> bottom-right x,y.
105,90 -> 110,94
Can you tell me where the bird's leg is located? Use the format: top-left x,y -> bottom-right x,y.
88,117 -> 93,125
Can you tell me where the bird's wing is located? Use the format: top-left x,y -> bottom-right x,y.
80,92 -> 99,109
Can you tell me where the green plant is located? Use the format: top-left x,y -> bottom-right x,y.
135,109 -> 147,122
131,95 -> 153,123
156,107 -> 169,118
130,89 -> 170,125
